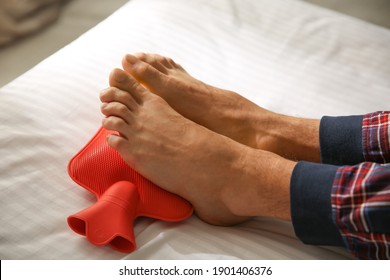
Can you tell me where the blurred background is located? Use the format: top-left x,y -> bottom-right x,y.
0,0 -> 389,87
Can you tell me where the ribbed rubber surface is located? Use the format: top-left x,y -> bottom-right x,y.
67,127 -> 193,252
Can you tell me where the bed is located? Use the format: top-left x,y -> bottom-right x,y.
1,0 -> 389,260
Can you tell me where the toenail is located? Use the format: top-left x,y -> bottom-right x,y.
114,71 -> 127,82
99,89 -> 109,100
125,54 -> 137,64
101,102 -> 108,109
134,52 -> 146,59
100,88 -> 109,95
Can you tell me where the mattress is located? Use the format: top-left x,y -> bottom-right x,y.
1,0 -> 389,260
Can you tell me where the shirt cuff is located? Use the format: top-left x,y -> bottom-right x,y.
290,161 -> 343,246
320,115 -> 364,165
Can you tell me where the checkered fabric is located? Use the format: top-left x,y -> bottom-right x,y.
332,112 -> 390,259
362,111 -> 390,163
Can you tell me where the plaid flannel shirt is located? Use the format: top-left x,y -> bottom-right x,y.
332,112 -> 390,259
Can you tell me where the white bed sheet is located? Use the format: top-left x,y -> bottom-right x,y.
1,0 -> 389,260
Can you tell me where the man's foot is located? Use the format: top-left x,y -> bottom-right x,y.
121,53 -> 277,150
121,53 -> 321,162
100,68 -> 294,225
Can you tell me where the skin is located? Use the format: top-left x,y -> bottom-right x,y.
122,53 -> 321,163
99,53 -> 321,226
99,69 -> 293,226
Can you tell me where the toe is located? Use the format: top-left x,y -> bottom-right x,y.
106,134 -> 131,156
133,53 -> 168,74
100,87 -> 138,112
102,116 -> 130,139
109,68 -> 147,104
140,53 -> 178,68
100,102 -> 134,125
122,54 -> 168,93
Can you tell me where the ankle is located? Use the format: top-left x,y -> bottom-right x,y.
221,147 -> 294,220
258,113 -> 320,162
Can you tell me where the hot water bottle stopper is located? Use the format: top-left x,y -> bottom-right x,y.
67,127 -> 193,253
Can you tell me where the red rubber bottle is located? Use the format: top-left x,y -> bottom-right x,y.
67,127 -> 193,253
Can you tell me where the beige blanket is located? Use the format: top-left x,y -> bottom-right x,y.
0,0 -> 69,46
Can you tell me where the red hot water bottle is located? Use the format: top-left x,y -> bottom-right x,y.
67,127 -> 193,253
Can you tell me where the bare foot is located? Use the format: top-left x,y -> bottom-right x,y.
121,53 -> 275,149
121,53 -> 321,162
99,68 -> 295,225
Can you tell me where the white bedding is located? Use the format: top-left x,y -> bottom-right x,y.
1,0 -> 389,260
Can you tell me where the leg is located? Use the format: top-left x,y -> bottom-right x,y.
100,69 -> 296,225
122,53 -> 321,162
